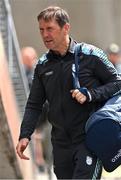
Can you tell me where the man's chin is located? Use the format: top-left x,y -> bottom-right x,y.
44,43 -> 53,50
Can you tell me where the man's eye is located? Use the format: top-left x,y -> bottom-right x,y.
40,29 -> 43,33
47,28 -> 53,32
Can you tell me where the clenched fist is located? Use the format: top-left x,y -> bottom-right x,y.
71,89 -> 87,104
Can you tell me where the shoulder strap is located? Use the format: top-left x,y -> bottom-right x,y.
72,43 -> 81,89
74,43 -> 81,78
72,43 -> 88,96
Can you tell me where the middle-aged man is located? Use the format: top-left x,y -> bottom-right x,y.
16,6 -> 121,179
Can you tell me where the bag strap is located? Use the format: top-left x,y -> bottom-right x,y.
72,43 -> 88,96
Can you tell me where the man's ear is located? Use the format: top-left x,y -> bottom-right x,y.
64,23 -> 70,34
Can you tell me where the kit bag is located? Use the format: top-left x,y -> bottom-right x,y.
73,43 -> 121,172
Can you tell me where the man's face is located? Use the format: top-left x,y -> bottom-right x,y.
38,19 -> 69,51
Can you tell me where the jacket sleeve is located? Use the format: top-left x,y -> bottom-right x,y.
87,56 -> 121,102
19,64 -> 46,140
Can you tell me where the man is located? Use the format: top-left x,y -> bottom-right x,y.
21,46 -> 37,88
16,6 -> 121,179
107,43 -> 121,74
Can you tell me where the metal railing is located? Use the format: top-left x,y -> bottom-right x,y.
0,0 -> 29,119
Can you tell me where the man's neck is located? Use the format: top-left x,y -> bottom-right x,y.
54,37 -> 70,56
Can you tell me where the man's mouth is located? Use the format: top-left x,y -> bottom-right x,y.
45,40 -> 53,44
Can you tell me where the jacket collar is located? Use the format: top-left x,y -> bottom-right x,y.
47,37 -> 77,58
68,37 -> 77,53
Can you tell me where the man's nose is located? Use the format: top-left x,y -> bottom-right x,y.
42,30 -> 49,38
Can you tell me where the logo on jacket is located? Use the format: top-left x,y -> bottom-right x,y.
86,156 -> 93,165
45,71 -> 53,76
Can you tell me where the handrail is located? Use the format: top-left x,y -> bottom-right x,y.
4,0 -> 29,96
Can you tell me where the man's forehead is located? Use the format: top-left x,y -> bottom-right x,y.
39,19 -> 61,29
39,18 -> 57,25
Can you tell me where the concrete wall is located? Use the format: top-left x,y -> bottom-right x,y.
10,0 -> 121,55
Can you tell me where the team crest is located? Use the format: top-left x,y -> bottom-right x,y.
86,156 -> 93,165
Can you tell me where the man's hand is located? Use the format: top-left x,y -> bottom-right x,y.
71,89 -> 87,104
16,138 -> 30,160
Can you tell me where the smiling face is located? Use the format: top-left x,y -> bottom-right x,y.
38,18 -> 70,54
